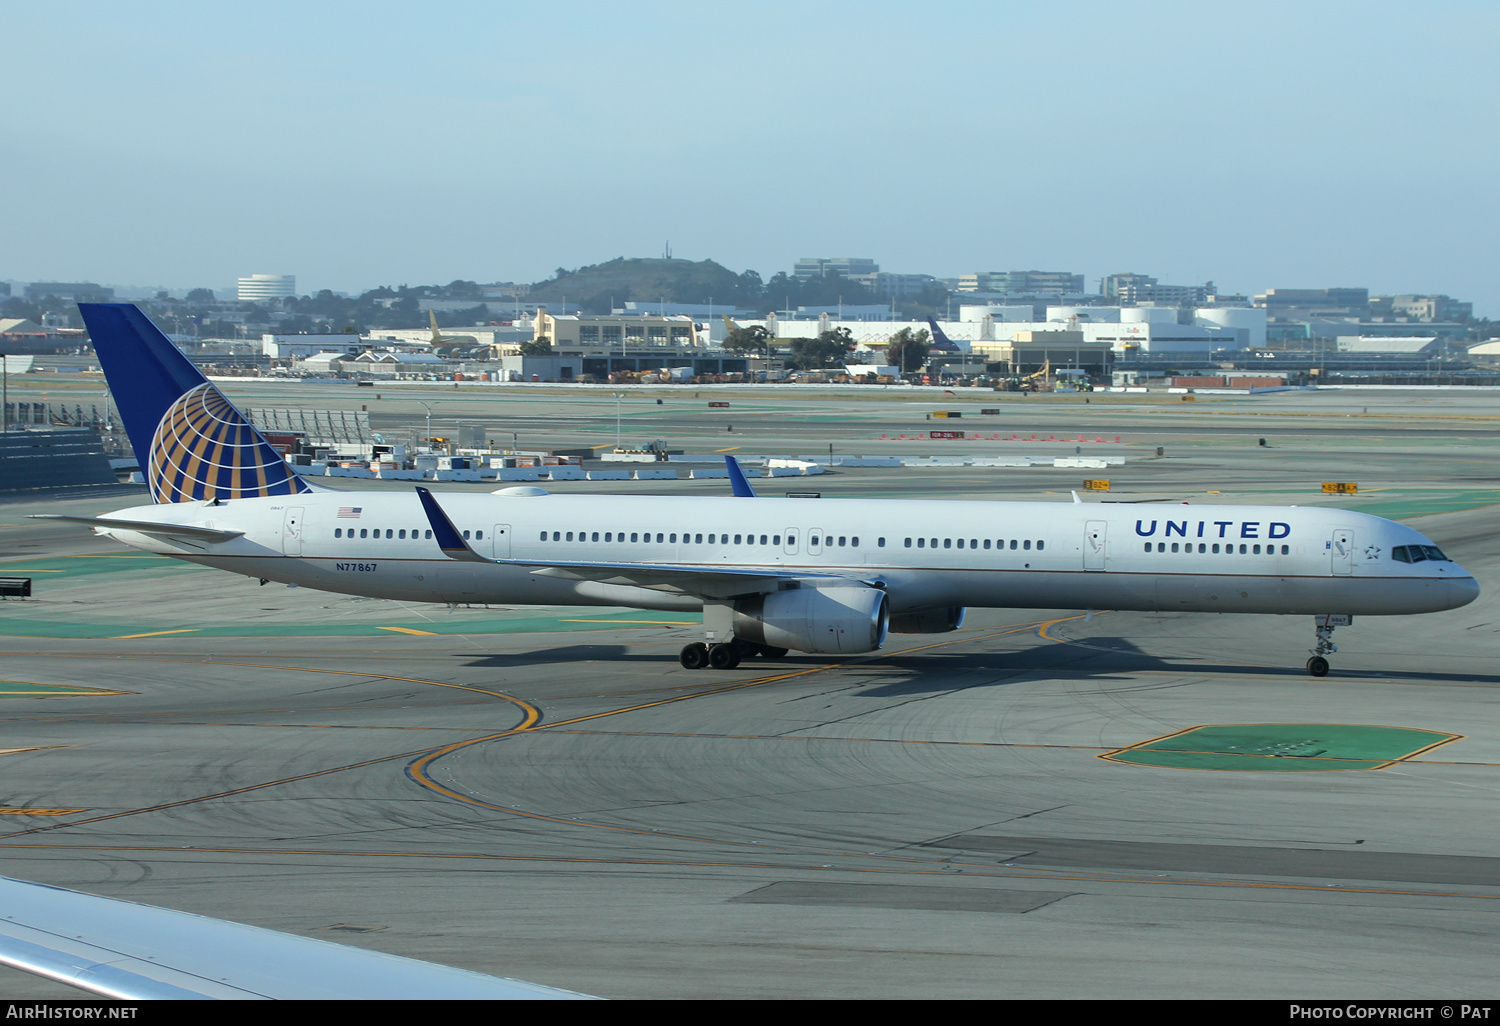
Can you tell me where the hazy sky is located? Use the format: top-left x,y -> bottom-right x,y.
5,1 -> 1499,313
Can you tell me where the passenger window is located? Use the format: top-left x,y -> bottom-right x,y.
1171,543 -> 1179,553
1037,540 -> 1044,551
1281,545 -> 1289,555
566,532 -> 573,542
1252,544 -> 1260,554
930,538 -> 938,548
1009,540 -> 1017,550
970,539 -> 977,548
1144,542 -> 1151,553
1198,543 -> 1205,553
656,533 -> 664,543
905,538 -> 912,548
1157,542 -> 1165,552
1212,543 -> 1219,553
1023,540 -> 1031,550
360,529 -> 368,538
631,533 -> 639,543
696,533 -> 703,543
335,528 -> 342,538
760,535 -> 768,545
1238,544 -> 1247,554
592,532 -> 599,541
385,529 -> 393,539
670,534 -> 677,543
425,530 -> 432,539
917,538 -> 925,548
877,537 -> 884,547
851,537 -> 859,547
735,534 -> 742,544
398,529 -> 406,539
773,535 -> 781,545
983,540 -> 990,549
838,537 -> 846,547
463,530 -> 471,540
943,539 -> 951,549
956,539 -> 964,549
552,531 -> 560,541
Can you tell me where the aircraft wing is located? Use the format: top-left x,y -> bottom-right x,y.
415,487 -> 862,599
0,875 -> 594,1000
29,514 -> 244,543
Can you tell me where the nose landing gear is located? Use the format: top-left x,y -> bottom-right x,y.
1307,615 -> 1350,677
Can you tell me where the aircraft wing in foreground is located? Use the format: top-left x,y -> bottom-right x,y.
0,876 -> 595,1000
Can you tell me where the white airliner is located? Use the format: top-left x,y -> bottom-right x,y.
47,304 -> 1479,678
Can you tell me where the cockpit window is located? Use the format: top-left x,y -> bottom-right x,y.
1422,545 -> 1447,562
1392,546 -> 1411,563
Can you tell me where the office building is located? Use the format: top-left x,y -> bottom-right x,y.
238,274 -> 297,303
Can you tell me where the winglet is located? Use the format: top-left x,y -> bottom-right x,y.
415,487 -> 491,562
1071,490 -> 1082,504
725,456 -> 757,498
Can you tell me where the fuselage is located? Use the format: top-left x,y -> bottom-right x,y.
88,490 -> 1479,618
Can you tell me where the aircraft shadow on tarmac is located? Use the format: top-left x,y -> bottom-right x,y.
458,637 -> 1500,687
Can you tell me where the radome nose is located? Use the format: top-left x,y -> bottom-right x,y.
1443,573 -> 1481,610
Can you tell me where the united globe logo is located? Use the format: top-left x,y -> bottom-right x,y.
147,383 -> 309,503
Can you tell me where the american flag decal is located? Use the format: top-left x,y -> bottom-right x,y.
337,507 -> 363,518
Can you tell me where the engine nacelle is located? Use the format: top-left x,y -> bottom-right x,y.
888,606 -> 966,634
733,586 -> 889,654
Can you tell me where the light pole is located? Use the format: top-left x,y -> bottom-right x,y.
613,392 -> 624,448
418,401 -> 438,449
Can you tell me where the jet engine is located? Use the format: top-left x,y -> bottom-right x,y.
733,586 -> 889,654
888,606 -> 966,634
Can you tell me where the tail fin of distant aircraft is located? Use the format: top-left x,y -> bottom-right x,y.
725,455 -> 757,498
78,303 -> 314,504
924,317 -> 962,353
430,309 -> 444,344
722,314 -> 742,334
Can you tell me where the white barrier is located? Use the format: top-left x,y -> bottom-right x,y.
327,466 -> 376,479
497,468 -> 543,481
633,468 -> 680,480
546,466 -> 586,481
434,469 -> 484,482
1053,457 -> 1109,469
690,468 -> 730,479
587,470 -> 631,481
833,457 -> 901,467
376,468 -> 425,480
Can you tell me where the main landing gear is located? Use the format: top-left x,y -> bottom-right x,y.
1306,615 -> 1349,677
678,640 -> 789,670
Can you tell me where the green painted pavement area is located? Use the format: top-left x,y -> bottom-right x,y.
1102,723 -> 1459,771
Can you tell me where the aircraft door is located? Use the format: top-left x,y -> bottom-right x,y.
492,524 -> 511,559
807,529 -> 824,556
281,507 -> 305,556
782,529 -> 799,555
1330,529 -> 1354,575
1084,520 -> 1107,571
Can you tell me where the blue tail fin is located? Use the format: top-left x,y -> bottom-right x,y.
79,303 -> 313,504
925,317 -> 961,353
725,455 -> 757,497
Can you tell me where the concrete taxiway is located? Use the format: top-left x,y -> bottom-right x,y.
0,385 -> 1496,998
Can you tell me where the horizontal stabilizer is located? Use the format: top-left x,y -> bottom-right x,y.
29,514 -> 243,543
0,875 -> 592,1000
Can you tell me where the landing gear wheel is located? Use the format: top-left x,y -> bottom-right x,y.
708,643 -> 742,670
679,643 -> 709,670
757,646 -> 789,659
1306,656 -> 1329,677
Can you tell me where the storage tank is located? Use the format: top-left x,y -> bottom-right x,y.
959,304 -> 1035,323
1195,307 -> 1267,349
1046,306 -> 1120,323
1120,306 -> 1179,325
